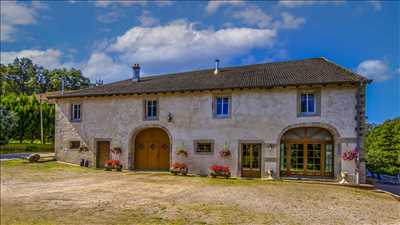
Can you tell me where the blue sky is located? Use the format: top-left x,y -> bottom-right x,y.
0,0 -> 399,123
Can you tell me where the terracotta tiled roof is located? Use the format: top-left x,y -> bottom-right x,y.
47,57 -> 370,99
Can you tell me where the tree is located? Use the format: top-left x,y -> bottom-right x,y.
1,57 -> 91,95
365,118 -> 400,175
0,94 -> 55,143
0,105 -> 18,145
2,58 -> 40,95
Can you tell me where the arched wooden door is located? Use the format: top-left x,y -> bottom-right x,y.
134,128 -> 170,170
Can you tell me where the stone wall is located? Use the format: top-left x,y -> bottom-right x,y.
54,85 -> 363,181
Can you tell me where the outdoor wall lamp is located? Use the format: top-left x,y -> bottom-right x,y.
167,112 -> 173,122
266,143 -> 274,152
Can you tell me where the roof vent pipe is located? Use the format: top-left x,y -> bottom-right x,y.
132,64 -> 140,81
214,59 -> 220,75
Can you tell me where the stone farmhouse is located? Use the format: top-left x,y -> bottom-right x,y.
48,58 -> 370,183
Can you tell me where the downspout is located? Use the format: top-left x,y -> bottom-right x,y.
355,80 -> 364,184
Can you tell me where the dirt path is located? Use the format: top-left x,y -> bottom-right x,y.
1,161 -> 399,225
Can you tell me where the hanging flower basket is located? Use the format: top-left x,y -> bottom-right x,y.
342,149 -> 358,161
79,144 -> 89,152
170,163 -> 188,176
111,147 -> 122,154
176,149 -> 188,157
176,142 -> 188,157
209,165 -> 231,178
219,150 -> 231,157
219,142 -> 231,157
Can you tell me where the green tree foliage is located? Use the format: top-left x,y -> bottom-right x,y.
0,94 -> 55,144
0,57 -> 89,145
1,57 -> 90,94
365,118 -> 400,175
0,105 -> 18,145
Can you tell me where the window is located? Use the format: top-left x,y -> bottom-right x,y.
214,96 -> 231,118
144,99 -> 158,120
300,92 -> 315,114
70,141 -> 81,149
298,90 -> 320,117
194,140 -> 214,154
71,104 -> 81,121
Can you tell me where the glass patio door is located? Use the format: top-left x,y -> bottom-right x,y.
306,143 -> 322,176
241,143 -> 261,178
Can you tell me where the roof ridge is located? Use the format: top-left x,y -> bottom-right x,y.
319,57 -> 371,82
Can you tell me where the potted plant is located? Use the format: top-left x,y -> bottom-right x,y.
209,165 -> 231,178
170,163 -> 188,176
176,142 -> 188,157
104,160 -> 113,171
104,160 -> 122,171
219,142 -> 231,157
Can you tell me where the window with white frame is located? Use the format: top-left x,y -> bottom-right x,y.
214,96 -> 231,118
300,92 -> 316,115
71,104 -> 81,122
145,99 -> 158,120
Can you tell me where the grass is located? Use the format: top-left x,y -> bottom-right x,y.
1,160 -> 399,225
0,143 -> 54,154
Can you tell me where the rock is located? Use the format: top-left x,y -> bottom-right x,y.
28,154 -> 40,163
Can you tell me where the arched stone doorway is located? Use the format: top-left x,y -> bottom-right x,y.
280,127 -> 334,177
134,128 -> 170,170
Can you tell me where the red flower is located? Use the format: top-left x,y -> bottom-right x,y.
105,160 -> 120,166
210,165 -> 230,173
342,149 -> 358,161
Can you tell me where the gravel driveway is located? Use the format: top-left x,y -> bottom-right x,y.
1,160 -> 399,225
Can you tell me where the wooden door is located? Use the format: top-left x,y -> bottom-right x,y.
135,128 -> 170,170
97,141 -> 110,168
241,143 -> 261,178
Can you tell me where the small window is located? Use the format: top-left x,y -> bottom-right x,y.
194,140 -> 214,154
71,104 -> 81,122
144,99 -> 158,120
70,141 -> 81,149
300,92 -> 316,115
213,96 -> 231,118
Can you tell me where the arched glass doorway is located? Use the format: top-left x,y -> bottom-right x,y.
280,127 -> 334,177
134,128 -> 170,170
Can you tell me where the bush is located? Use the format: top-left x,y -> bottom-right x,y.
365,118 -> 400,175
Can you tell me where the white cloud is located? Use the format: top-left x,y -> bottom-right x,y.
82,52 -> 130,81
206,0 -> 244,14
357,59 -> 390,82
232,5 -> 272,28
107,20 -> 276,75
94,0 -> 146,7
0,49 -> 64,69
139,10 -> 159,27
276,12 -> 306,29
0,49 -> 128,82
369,1 -> 382,11
279,0 -> 344,8
0,1 -> 45,42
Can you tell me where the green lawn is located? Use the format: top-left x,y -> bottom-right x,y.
0,143 -> 53,154
1,160 -> 399,225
